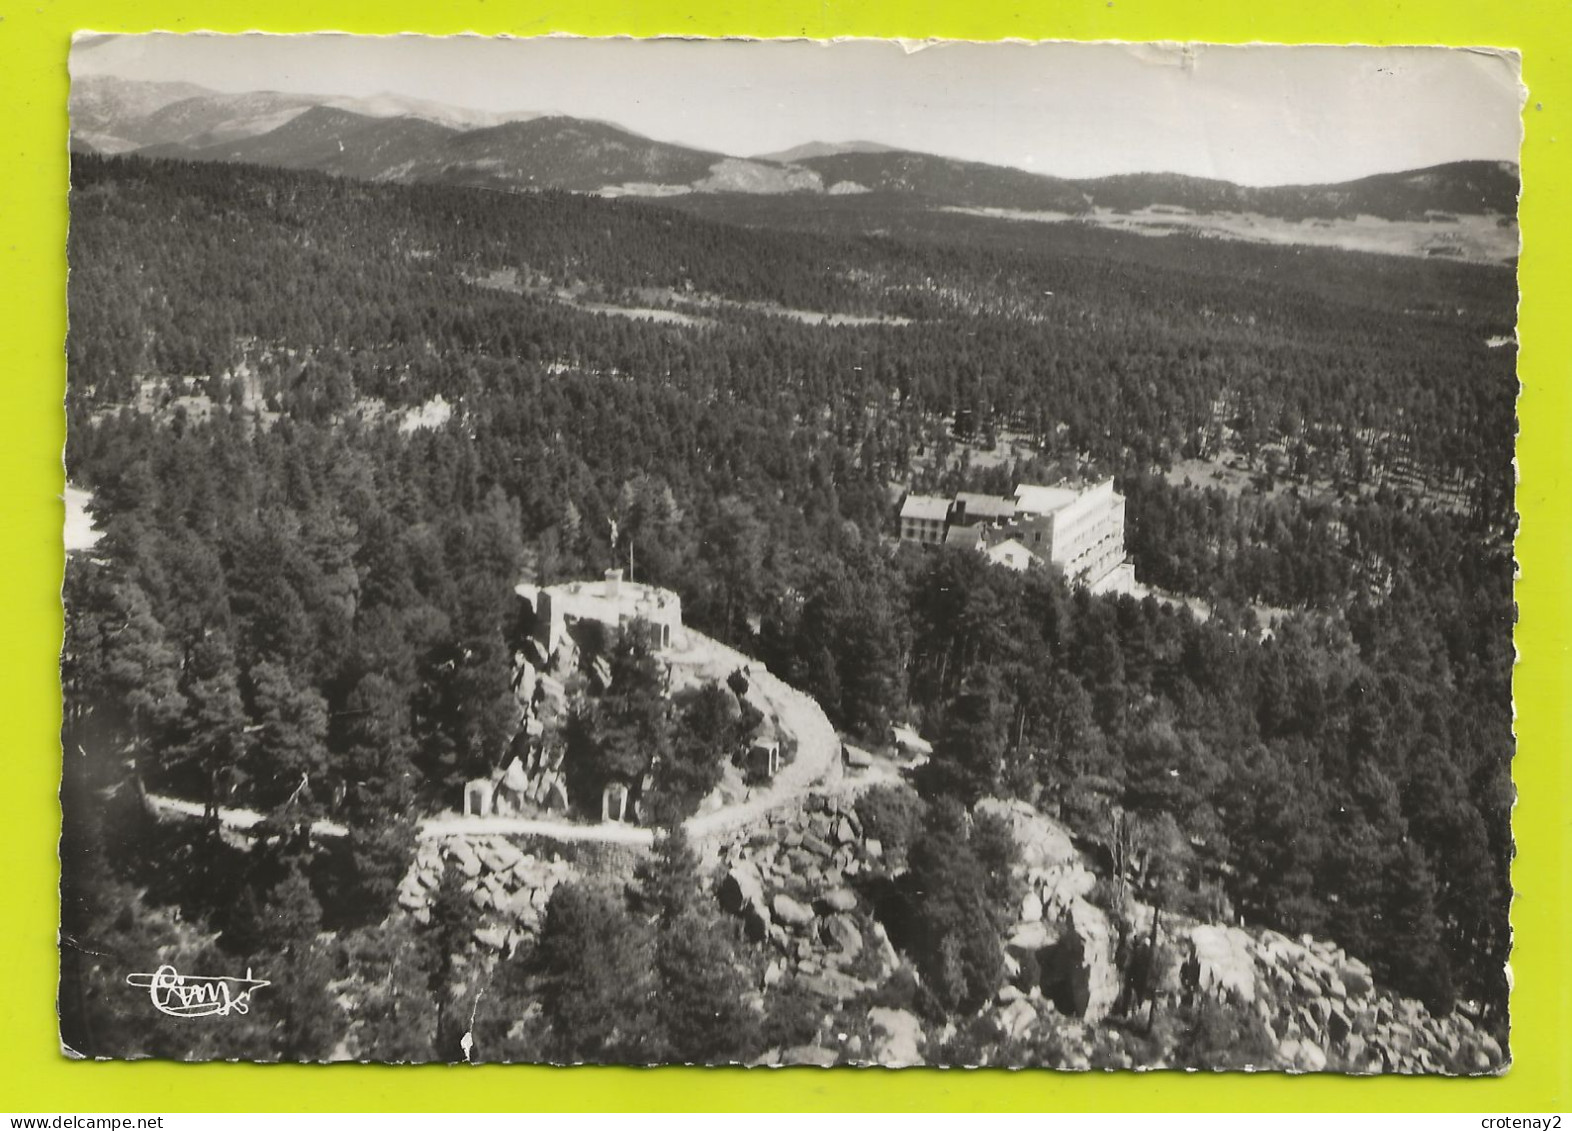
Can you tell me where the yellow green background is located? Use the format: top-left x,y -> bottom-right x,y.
3,0 -> 1568,1113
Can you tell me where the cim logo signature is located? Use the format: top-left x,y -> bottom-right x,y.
125,964 -> 271,1019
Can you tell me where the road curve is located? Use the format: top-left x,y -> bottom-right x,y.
153,625 -> 845,851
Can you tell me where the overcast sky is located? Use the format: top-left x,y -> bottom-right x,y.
71,34 -> 1523,185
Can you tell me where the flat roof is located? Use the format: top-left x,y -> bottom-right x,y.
899,494 -> 951,522
954,492 -> 1017,520
520,578 -> 682,620
1013,483 -> 1082,515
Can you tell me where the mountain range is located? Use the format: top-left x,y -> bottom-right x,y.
71,74 -> 1520,225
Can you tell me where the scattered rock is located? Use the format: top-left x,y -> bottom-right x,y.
1327,1004 -> 1352,1045
1003,951 -> 1022,981
1280,1037 -> 1328,1072
1008,920 -> 1056,953
835,817 -> 857,845
1338,961 -> 1374,997
772,892 -> 816,927
870,920 -> 900,972
1188,925 -> 1257,1006
786,848 -> 818,873
719,862 -> 767,916
477,841 -> 524,874
397,885 -> 425,912
1035,864 -> 1098,923
781,1044 -> 838,1067
798,969 -> 868,1002
997,997 -> 1039,1041
822,913 -> 863,959
473,925 -> 509,951
819,887 -> 857,914
867,1007 -> 925,1066
744,906 -> 771,942
448,839 -> 482,878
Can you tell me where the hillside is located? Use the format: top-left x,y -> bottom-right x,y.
73,76 -> 1519,235
118,89 -> 326,150
405,115 -> 727,192
61,154 -> 1514,1065
790,148 -> 1092,212
1081,161 -> 1521,222
161,105 -> 459,181
756,139 -> 900,162
69,74 -> 539,155
68,73 -> 214,149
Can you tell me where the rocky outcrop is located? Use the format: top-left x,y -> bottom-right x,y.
975,797 -> 1078,870
1035,898 -> 1119,1024
718,861 -> 767,918
983,799 -> 1507,1075
772,892 -> 816,927
1187,924 -> 1256,1006
987,808 -> 1118,1027
397,835 -> 575,953
711,789 -> 903,1058
403,785 -> 1505,1075
1203,927 -> 1505,1074
867,1007 -> 925,1066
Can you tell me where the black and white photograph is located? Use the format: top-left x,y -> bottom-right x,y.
60,34 -> 1519,1071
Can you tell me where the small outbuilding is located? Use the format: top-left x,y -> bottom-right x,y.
744,738 -> 782,782
601,781 -> 632,823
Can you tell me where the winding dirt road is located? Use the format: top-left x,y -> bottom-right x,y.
153,624 -> 845,851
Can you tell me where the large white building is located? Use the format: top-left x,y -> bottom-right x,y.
896,479 -> 1128,586
1014,479 -> 1127,586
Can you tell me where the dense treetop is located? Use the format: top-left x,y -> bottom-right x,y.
60,154 -> 1514,1059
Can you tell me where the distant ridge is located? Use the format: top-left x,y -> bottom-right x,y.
141,105 -> 461,182
1076,161 -> 1520,222
756,139 -> 900,163
73,75 -> 1520,227
70,75 -> 541,153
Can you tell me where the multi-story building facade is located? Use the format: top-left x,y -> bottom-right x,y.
898,494 -> 951,545
897,478 -> 1127,586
